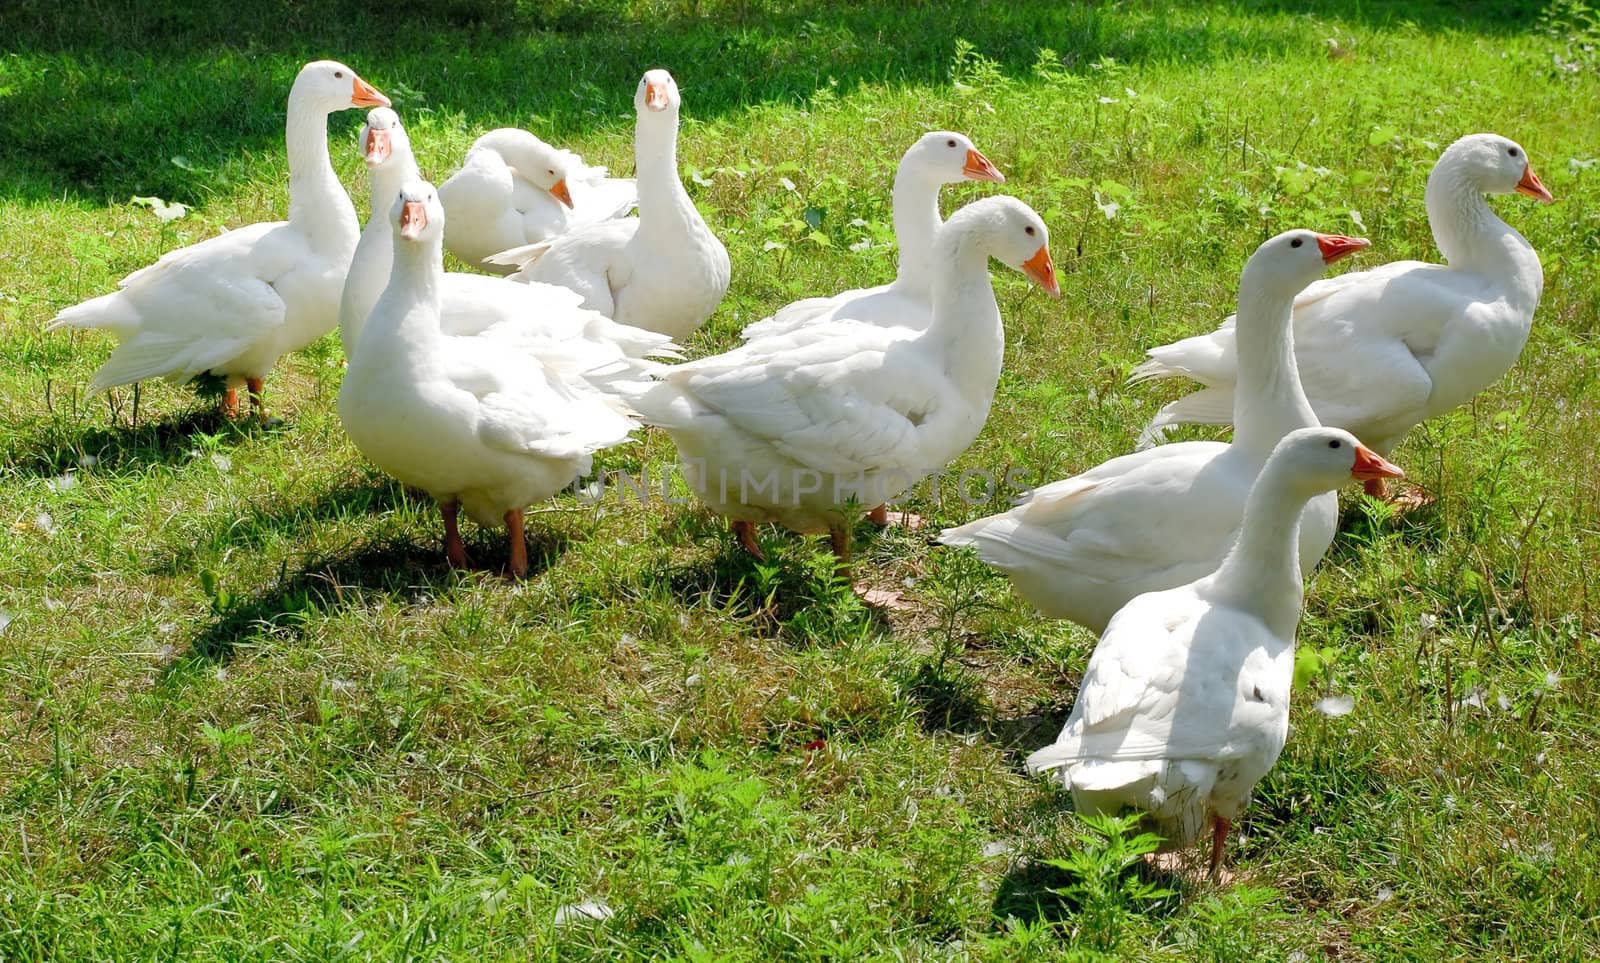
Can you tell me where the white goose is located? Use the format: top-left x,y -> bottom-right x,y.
48,60 -> 389,417
1026,426 -> 1404,878
338,181 -> 638,577
621,196 -> 1058,569
1131,133 -> 1552,495
739,130 -> 1004,340
438,127 -> 637,273
941,230 -> 1369,635
488,69 -> 731,340
339,108 -> 676,382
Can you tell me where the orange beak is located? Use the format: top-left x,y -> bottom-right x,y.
1515,163 -> 1554,203
398,200 -> 427,240
1314,233 -> 1370,264
351,75 -> 390,108
1021,245 -> 1060,298
963,147 -> 1005,183
548,178 -> 574,208
364,127 -> 391,165
1350,443 -> 1404,482
644,80 -> 671,111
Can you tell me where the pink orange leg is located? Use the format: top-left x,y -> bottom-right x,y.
867,504 -> 925,529
222,386 -> 241,419
1364,477 -> 1388,499
1209,815 -> 1232,880
829,525 -> 852,580
246,377 -> 269,418
732,520 -> 765,560
505,508 -> 528,579
441,499 -> 471,569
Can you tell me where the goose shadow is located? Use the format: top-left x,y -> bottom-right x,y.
4,401 -> 282,480
991,847 -> 1189,927
164,524 -> 570,680
642,508 -> 899,642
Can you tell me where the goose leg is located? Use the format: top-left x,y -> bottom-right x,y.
867,504 -> 924,529
441,499 -> 471,569
732,520 -> 765,560
505,508 -> 528,579
1208,815 -> 1232,880
246,377 -> 269,418
1363,477 -> 1388,499
829,525 -> 852,580
222,386 -> 241,419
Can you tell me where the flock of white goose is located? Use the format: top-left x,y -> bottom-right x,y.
43,60 -> 1554,878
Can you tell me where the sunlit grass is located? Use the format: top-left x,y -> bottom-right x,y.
2,0 -> 1599,957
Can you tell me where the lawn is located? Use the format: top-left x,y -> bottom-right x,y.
2,0 -> 1599,958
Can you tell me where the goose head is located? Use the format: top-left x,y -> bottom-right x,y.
1241,229 -> 1370,299
635,68 -> 680,116
392,179 -> 445,244
293,59 -> 389,113
946,196 -> 1060,297
1443,133 -> 1554,203
359,107 -> 409,168
1270,426 -> 1404,498
904,131 -> 1005,185
513,141 -> 578,208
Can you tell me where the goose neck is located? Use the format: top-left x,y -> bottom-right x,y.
634,110 -> 693,229
1231,282 -> 1318,454
369,237 -> 444,342
1203,460 -> 1311,638
367,156 -> 423,224
925,226 -> 1004,397
285,91 -> 358,249
890,167 -> 941,292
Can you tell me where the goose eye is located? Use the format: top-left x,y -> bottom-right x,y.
1024,226 -> 1036,237
548,169 -> 556,176
947,139 -> 958,148
1290,237 -> 1304,248
1508,147 -> 1520,158
335,70 -> 344,79
1328,439 -> 1341,449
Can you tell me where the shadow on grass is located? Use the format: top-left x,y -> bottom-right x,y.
163,526 -> 570,680
146,476 -> 403,576
0,0 -> 1539,203
2,401 -> 280,479
645,507 -> 900,642
991,854 -> 1189,927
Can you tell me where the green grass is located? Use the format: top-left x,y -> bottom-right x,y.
3,0 -> 1600,957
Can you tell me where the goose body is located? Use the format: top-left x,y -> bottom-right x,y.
740,131 -> 1003,340
48,61 -> 389,416
1027,426 -> 1404,875
438,127 -> 637,273
941,230 -> 1369,634
338,181 -> 639,576
489,70 -> 730,340
1132,133 -> 1551,458
622,196 -> 1058,559
340,109 -> 676,388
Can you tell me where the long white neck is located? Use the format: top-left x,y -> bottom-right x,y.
285,88 -> 358,259
358,229 -> 444,361
1425,161 -> 1544,311
633,107 -> 695,239
890,166 -> 942,295
923,216 -> 1005,404
341,152 -> 425,351
1202,457 -> 1314,639
1231,269 -> 1319,455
